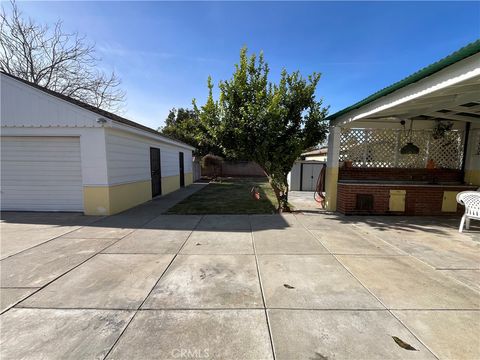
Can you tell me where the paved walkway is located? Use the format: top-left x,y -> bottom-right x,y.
1,189 -> 479,359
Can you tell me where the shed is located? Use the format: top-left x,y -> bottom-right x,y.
301,147 -> 328,162
0,72 -> 195,215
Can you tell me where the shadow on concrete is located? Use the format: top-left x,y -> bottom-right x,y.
0,183 -> 293,232
301,212 -> 479,237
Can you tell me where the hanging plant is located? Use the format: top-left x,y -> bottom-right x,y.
432,120 -> 453,140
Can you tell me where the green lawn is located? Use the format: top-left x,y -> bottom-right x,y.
167,177 -> 278,214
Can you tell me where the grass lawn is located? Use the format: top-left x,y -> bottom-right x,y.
167,177 -> 278,214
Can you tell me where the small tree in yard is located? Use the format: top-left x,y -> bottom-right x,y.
201,47 -> 328,212
201,154 -> 223,180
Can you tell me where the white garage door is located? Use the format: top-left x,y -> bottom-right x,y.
1,137 -> 83,211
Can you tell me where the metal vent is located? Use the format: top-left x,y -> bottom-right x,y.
356,194 -> 374,211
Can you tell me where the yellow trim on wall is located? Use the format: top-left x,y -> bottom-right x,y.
389,190 -> 406,212
325,167 -> 339,211
109,180 -> 152,215
464,170 -> 480,186
442,191 -> 460,212
84,180 -> 151,215
185,172 -> 193,186
84,187 -> 110,215
84,174 -> 195,216
161,175 -> 180,195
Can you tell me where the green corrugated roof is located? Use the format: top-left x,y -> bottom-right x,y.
327,39 -> 480,120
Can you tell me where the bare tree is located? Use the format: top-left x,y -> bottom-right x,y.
0,1 -> 125,111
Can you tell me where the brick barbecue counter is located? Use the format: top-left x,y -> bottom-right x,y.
337,168 -> 477,216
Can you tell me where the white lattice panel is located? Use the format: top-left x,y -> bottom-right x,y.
339,128 -> 464,169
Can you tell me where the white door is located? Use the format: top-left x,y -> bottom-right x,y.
301,163 -> 323,191
1,137 -> 83,211
301,164 -> 314,191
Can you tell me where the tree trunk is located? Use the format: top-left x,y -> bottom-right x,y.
268,175 -> 291,213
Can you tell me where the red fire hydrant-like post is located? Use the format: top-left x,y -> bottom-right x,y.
250,186 -> 260,200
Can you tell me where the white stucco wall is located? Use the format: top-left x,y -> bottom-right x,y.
105,128 -> 193,185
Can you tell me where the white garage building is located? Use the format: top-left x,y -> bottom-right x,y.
0,72 -> 194,215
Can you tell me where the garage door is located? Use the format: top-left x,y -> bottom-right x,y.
1,137 -> 83,211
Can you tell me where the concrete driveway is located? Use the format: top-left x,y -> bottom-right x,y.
1,202 -> 479,359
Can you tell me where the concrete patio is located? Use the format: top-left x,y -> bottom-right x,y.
1,195 -> 479,359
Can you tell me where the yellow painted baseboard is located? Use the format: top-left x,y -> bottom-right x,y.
185,172 -> 193,186
84,180 -> 151,215
109,180 -> 152,215
83,187 -> 110,215
161,175 -> 181,195
325,167 -> 339,211
84,174 -> 194,215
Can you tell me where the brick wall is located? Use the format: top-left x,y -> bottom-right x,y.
339,168 -> 463,183
337,183 -> 475,216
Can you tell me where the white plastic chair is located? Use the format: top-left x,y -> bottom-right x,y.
456,191 -> 480,232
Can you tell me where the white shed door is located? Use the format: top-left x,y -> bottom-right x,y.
301,163 -> 323,191
1,137 -> 83,211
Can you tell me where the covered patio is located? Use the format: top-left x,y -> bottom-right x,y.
325,41 -> 480,219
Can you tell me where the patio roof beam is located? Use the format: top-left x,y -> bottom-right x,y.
427,112 -> 480,122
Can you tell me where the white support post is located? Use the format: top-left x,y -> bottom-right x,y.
325,126 -> 341,211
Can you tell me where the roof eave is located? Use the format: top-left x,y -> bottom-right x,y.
327,39 -> 480,121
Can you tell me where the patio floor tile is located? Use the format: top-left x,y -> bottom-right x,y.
249,214 -> 301,230
295,214 -> 355,230
0,308 -> 133,360
337,255 -> 480,309
144,215 -> 202,230
0,288 -> 38,313
393,310 -> 480,360
1,238 -> 115,287
268,309 -> 436,360
0,226 -> 81,259
439,269 -> 480,292
377,233 -> 480,269
253,228 -> 328,254
103,229 -> 191,254
106,310 -> 273,359
310,229 -> 404,255
196,215 -> 251,231
143,255 -> 263,309
181,231 -> 253,254
257,255 -> 383,309
60,226 -> 134,239
21,254 -> 173,309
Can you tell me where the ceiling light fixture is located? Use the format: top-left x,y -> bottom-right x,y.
400,119 -> 420,155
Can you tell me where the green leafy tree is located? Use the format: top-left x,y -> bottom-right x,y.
201,47 -> 328,211
160,102 -> 222,156
192,76 -> 224,157
161,107 -> 198,146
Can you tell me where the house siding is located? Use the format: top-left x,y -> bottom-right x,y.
105,128 -> 193,185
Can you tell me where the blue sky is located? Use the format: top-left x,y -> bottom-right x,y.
19,1 -> 480,129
